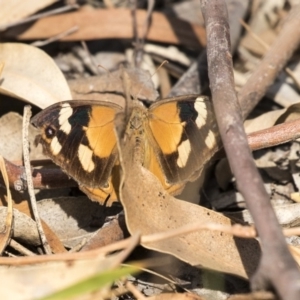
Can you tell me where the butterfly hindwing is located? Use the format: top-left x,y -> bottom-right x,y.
147,95 -> 219,186
31,101 -> 122,194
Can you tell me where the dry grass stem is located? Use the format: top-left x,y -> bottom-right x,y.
22,106 -> 51,255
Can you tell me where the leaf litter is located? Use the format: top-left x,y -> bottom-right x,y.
0,0 -> 300,299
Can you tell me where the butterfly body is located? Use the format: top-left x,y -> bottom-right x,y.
32,95 -> 219,206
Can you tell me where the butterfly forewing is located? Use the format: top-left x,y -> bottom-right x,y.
148,95 -> 219,185
31,100 -> 122,190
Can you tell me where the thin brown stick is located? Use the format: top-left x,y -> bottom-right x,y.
0,234 -> 140,265
22,106 -> 51,255
200,1 -> 300,299
9,239 -> 36,257
31,26 -> 78,47
247,118 -> 300,151
3,159 -> 76,192
126,281 -> 147,300
239,5 -> 300,118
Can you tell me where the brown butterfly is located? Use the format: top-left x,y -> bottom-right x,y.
32,95 -> 219,206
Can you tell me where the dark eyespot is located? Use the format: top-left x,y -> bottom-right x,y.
45,126 -> 56,139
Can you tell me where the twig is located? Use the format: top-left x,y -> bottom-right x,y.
247,118 -> 300,151
22,106 -> 52,255
3,159 -> 76,192
31,26 -> 78,47
200,1 -> 300,299
0,234 -> 140,266
0,156 -> 13,255
9,239 -> 36,257
239,5 -> 300,118
68,238 -> 87,253
0,4 -> 79,31
140,221 -> 300,242
126,281 -> 147,300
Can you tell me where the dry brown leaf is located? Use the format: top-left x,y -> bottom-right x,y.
69,67 -> 159,106
0,0 -> 58,28
5,9 -> 206,49
0,43 -> 72,108
118,123 -> 260,279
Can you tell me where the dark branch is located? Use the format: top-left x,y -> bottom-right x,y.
200,1 -> 300,299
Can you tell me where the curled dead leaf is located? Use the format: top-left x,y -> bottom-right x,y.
117,115 -> 261,278
0,43 -> 72,108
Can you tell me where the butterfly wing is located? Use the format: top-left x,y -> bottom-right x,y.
147,95 -> 219,188
31,100 -> 122,204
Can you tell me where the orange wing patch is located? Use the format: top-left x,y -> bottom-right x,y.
149,102 -> 183,154
86,106 -> 117,158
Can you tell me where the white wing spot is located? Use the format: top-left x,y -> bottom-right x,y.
78,144 -> 95,172
50,136 -> 62,155
59,103 -> 73,134
194,99 -> 208,129
205,130 -> 216,149
177,139 -> 191,168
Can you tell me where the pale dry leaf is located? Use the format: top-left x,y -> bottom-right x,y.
118,126 -> 261,279
0,112 -> 44,161
0,207 -> 41,246
245,102 -> 300,134
0,0 -> 58,28
0,43 -> 72,108
0,246 -> 128,299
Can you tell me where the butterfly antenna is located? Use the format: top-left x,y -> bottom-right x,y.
80,41 -> 102,75
151,60 -> 169,77
97,64 -> 110,75
133,59 -> 167,102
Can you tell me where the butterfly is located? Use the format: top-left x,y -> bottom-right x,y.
31,95 -> 219,206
